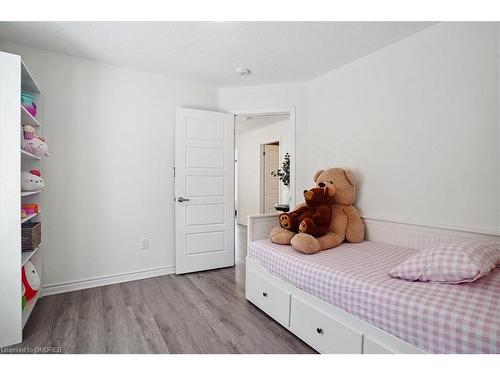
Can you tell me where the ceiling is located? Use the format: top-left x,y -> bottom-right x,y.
235,114 -> 289,135
0,22 -> 435,86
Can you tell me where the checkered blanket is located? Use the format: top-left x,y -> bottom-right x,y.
248,239 -> 500,353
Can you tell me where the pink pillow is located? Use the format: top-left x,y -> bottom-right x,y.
388,240 -> 500,284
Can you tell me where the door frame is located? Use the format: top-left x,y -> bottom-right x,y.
259,140 -> 281,214
233,107 -> 296,210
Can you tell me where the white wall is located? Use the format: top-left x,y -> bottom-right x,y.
236,119 -> 290,225
0,41 -> 218,289
220,22 -> 500,234
219,82 -> 307,206
306,22 -> 500,233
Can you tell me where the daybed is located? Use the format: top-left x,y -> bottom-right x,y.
245,213 -> 500,354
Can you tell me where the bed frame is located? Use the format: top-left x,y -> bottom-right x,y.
245,213 -> 499,354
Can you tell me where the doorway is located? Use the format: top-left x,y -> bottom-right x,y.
234,110 -> 295,226
261,142 -> 280,213
174,107 -> 295,274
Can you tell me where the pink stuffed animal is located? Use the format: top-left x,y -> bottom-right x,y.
22,125 -> 50,157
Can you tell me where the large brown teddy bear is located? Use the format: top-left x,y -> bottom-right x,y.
279,187 -> 333,237
270,168 -> 365,254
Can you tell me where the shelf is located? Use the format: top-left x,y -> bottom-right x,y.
21,60 -> 41,94
21,245 -> 41,267
21,61 -> 42,332
21,212 -> 40,224
22,291 -> 40,328
21,105 -> 41,127
21,190 -> 42,197
21,149 -> 41,160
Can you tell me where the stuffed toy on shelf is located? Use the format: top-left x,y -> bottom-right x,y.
22,125 -> 50,157
21,260 -> 40,301
21,169 -> 45,191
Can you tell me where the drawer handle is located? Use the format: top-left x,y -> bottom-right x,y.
262,292 -> 268,297
316,328 -> 323,335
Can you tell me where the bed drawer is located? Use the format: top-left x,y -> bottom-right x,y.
246,269 -> 291,326
290,296 -> 363,353
363,337 -> 394,354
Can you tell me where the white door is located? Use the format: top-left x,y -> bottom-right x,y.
264,144 -> 279,213
175,108 -> 235,274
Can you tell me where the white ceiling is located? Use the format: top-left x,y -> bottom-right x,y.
0,22 -> 435,86
235,114 -> 289,135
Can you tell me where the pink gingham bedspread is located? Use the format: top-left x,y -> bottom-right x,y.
248,239 -> 500,353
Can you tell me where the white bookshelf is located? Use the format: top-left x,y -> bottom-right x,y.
22,292 -> 40,328
21,190 -> 42,197
20,59 -> 44,335
0,52 -> 45,347
21,149 -> 41,160
21,105 -> 41,128
21,212 -> 40,224
21,60 -> 41,93
21,245 -> 41,267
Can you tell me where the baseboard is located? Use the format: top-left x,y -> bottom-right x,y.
41,265 -> 176,297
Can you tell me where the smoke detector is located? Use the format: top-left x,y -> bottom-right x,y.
236,67 -> 251,76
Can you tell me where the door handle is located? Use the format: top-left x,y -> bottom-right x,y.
177,197 -> 190,202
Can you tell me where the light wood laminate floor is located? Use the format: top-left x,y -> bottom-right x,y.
12,224 -> 315,354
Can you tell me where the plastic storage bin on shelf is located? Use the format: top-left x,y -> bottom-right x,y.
21,92 -> 37,117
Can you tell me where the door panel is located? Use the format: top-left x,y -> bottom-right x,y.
175,108 -> 235,274
186,118 -> 225,140
186,204 -> 225,226
187,232 -> 225,255
186,175 -> 225,197
186,147 -> 225,169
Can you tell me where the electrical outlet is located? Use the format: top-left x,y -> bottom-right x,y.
141,237 -> 150,250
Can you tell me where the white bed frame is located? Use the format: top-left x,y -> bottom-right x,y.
245,213 -> 499,354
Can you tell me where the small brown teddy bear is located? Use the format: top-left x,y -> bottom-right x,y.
270,168 -> 365,254
278,187 -> 333,238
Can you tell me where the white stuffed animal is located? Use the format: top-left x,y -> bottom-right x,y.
21,169 -> 45,191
